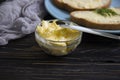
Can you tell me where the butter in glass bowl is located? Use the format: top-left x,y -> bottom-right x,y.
35,20 -> 82,56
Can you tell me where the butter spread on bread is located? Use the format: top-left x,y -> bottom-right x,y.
70,8 -> 120,30
53,0 -> 111,12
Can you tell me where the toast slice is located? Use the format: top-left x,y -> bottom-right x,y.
70,8 -> 120,30
52,0 -> 111,12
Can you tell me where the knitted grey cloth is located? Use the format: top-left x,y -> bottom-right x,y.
0,0 -> 46,45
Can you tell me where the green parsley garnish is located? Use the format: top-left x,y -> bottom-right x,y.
94,8 -> 118,17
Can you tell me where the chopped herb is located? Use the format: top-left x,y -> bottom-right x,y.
94,8 -> 118,17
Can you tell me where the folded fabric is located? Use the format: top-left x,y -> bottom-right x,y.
0,0 -> 47,45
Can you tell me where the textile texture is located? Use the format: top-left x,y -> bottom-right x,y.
0,0 -> 46,45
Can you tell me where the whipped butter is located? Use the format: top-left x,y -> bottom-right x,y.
35,20 -> 82,56
36,20 -> 80,41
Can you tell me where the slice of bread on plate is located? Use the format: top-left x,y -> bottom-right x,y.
70,8 -> 120,30
52,0 -> 111,12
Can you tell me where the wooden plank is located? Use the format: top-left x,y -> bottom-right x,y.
0,59 -> 120,80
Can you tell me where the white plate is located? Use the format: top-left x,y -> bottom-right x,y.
45,0 -> 120,33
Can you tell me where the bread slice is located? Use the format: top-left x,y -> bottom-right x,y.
70,8 -> 120,30
52,0 -> 111,12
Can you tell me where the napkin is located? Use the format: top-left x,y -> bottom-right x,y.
0,0 -> 47,45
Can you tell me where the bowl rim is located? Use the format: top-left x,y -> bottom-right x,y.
35,30 -> 82,43
35,19 -> 83,43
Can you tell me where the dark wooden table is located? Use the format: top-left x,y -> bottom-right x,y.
0,1 -> 120,79
0,19 -> 120,80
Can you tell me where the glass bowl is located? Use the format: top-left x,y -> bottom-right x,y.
35,20 -> 82,56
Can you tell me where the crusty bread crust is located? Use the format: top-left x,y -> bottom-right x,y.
52,0 -> 111,12
70,11 -> 120,30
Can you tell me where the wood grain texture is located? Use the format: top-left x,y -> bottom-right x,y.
0,59 -> 120,80
0,33 -> 120,60
0,32 -> 120,80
